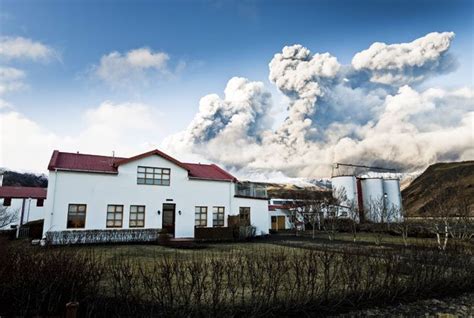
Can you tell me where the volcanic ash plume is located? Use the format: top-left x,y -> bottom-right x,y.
164,32 -> 474,179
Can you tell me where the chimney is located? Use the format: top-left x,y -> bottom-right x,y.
0,170 -> 4,187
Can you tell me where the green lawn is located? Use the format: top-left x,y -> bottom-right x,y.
310,232 -> 434,245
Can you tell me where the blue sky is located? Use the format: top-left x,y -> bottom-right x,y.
0,0 -> 473,176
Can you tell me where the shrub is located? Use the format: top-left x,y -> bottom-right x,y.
238,225 -> 256,240
45,229 -> 162,245
0,244 -> 103,316
1,241 -> 473,316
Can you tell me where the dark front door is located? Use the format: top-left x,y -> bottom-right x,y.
162,203 -> 176,236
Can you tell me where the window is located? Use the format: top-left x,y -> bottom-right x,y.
195,206 -> 207,227
106,205 -> 123,228
137,166 -> 170,186
36,199 -> 44,207
130,205 -> 145,228
212,206 -> 225,227
239,207 -> 251,226
67,204 -> 86,228
3,198 -> 11,206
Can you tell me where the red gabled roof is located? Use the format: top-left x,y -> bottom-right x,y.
0,186 -> 47,199
184,163 -> 236,182
113,149 -> 190,171
47,149 -> 236,182
48,150 -> 124,174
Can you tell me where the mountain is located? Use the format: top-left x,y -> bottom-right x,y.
263,182 -> 331,200
1,170 -> 48,188
402,161 -> 474,217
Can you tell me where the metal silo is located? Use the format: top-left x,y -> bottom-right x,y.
361,178 -> 384,222
331,176 -> 358,207
383,178 -> 403,222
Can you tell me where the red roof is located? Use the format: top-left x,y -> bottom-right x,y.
47,149 -> 236,182
114,149 -> 190,172
0,186 -> 47,199
184,163 -> 236,182
269,204 -> 284,211
48,151 -> 124,174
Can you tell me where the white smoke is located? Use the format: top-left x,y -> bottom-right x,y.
164,32 -> 473,179
163,77 -> 272,165
268,44 -> 341,146
351,32 -> 455,85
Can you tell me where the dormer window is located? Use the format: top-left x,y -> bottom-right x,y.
137,166 -> 170,186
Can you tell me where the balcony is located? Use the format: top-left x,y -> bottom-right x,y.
235,182 -> 268,199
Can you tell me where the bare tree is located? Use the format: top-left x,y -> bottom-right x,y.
321,207 -> 339,241
300,203 -> 324,239
287,204 -> 304,236
366,197 -> 386,245
0,206 -> 18,229
447,195 -> 473,242
331,187 -> 359,242
391,207 -> 410,247
424,189 -> 453,250
294,193 -> 325,239
294,189 -> 339,239
346,199 -> 360,242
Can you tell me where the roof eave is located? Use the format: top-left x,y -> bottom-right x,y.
53,168 -> 118,175
188,176 -> 235,182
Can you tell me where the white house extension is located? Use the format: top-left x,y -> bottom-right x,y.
43,149 -> 269,243
0,186 -> 47,228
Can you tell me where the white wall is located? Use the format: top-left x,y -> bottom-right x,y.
44,155 -> 269,238
1,198 -> 45,228
232,197 -> 269,235
269,209 -> 294,230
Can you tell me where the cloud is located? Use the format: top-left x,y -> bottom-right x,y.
0,37 -> 58,101
331,86 -> 474,171
93,47 -> 172,88
0,66 -> 27,95
268,44 -> 341,145
163,77 -> 272,163
0,36 -> 58,62
0,101 -> 163,172
164,32 -> 474,179
351,32 -> 456,85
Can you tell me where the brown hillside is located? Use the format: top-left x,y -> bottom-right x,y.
402,161 -> 474,217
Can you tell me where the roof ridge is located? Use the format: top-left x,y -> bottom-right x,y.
56,151 -> 126,159
113,149 -> 190,171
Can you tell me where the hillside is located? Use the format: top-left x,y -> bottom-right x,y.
264,182 -> 331,200
402,161 -> 474,217
1,170 -> 48,188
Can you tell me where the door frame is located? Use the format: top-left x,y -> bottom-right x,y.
162,203 -> 176,236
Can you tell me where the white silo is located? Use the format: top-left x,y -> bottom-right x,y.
383,179 -> 403,222
331,176 -> 358,207
361,178 -> 384,222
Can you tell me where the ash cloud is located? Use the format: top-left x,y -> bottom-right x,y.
351,32 -> 456,86
164,32 -> 473,179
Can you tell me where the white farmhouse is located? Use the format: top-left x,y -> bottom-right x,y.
43,149 -> 269,242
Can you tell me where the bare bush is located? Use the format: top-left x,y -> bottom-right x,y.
1,241 -> 473,317
0,206 -> 18,229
